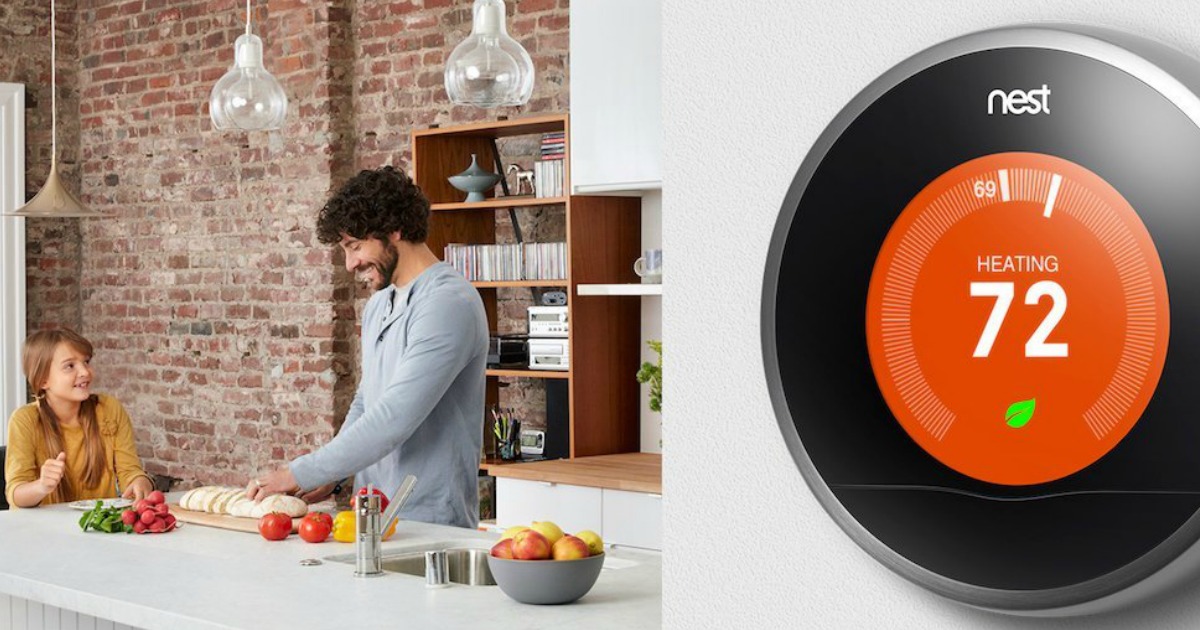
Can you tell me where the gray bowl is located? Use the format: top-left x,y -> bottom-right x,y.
487,552 -> 604,605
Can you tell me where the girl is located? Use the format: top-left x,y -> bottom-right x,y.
5,329 -> 153,508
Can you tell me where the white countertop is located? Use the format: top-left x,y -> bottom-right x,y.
0,497 -> 661,630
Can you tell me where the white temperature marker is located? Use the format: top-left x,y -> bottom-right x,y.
998,169 -> 1010,202
1044,173 -> 1062,218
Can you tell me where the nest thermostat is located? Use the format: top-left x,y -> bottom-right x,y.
763,25 -> 1200,615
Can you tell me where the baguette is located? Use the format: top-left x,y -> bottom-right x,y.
178,484 -> 308,519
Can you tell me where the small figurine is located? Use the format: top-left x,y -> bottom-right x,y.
507,164 -> 535,196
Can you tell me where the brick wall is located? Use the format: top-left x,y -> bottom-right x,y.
1,0 -> 84,334
8,0 -> 569,487
348,0 -> 570,435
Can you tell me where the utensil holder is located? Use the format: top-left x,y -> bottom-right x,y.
498,437 -> 521,461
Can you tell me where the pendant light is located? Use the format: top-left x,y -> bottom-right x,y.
444,0 -> 534,108
208,0 -> 287,131
5,0 -> 108,219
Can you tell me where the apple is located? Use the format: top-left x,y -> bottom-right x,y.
575,529 -> 604,556
511,529 -> 552,560
530,520 -> 564,546
490,538 -> 516,559
499,525 -> 530,542
552,535 -> 589,560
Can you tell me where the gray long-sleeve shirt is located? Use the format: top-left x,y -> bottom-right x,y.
290,262 -> 488,528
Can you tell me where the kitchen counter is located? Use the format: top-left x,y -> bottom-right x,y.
485,453 -> 662,494
0,497 -> 661,630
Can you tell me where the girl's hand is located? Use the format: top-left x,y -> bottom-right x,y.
121,476 -> 154,501
39,452 -> 67,494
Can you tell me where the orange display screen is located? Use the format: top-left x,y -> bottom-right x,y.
866,153 -> 1170,486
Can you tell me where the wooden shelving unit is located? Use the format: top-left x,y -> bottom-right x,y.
577,284 -> 662,296
472,280 -> 566,289
413,114 -> 642,460
431,197 -> 568,212
486,368 -> 570,380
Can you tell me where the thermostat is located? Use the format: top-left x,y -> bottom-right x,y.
763,25 -> 1200,615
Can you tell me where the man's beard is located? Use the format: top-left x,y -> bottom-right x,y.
370,241 -> 400,290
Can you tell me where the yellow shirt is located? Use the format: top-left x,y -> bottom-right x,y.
5,394 -> 150,507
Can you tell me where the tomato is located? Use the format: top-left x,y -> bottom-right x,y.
304,511 -> 333,529
258,512 -> 292,541
352,487 -> 391,511
353,487 -> 389,512
298,515 -> 331,543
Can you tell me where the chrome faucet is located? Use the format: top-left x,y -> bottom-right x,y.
353,492 -> 383,578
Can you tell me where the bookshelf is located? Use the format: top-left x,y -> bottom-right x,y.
413,114 -> 642,459
576,284 -> 663,296
431,197 -> 568,212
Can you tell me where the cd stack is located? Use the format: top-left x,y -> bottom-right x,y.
534,132 -> 565,198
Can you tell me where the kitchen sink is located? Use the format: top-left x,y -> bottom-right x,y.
324,540 -> 497,586
381,548 -> 496,585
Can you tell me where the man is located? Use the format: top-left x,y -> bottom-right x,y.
246,166 -> 488,528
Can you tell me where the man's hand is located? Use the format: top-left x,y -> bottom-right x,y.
299,480 -> 338,504
244,466 -> 300,501
38,452 -> 66,494
121,476 -> 154,501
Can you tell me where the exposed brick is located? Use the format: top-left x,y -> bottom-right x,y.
7,0 -> 570,489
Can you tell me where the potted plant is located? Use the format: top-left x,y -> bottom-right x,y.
636,340 -> 662,412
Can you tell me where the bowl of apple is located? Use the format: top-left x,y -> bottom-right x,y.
487,521 -> 606,605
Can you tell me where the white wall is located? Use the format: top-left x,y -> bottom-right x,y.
640,190 -> 661,453
664,1 -> 1200,627
0,83 -> 25,445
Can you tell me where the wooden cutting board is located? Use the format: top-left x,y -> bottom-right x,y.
170,505 -> 302,534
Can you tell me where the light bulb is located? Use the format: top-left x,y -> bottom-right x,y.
209,33 -> 288,131
444,0 -> 534,108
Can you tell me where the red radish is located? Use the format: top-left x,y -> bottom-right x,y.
164,515 -> 177,528
154,503 -> 170,516
133,521 -> 147,534
149,520 -> 165,533
146,490 -> 165,506
139,510 -> 156,525
133,499 -> 149,513
121,510 -> 138,525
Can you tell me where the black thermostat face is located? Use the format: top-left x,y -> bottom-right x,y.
763,26 -> 1200,614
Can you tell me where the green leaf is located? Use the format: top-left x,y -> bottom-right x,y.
1005,398 -> 1036,429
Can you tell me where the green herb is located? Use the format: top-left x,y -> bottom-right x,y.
79,501 -> 133,534
636,340 -> 663,413
1005,398 -> 1036,429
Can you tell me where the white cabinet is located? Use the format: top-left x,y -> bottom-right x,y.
569,0 -> 662,193
495,478 -> 663,551
602,488 -> 662,551
496,478 -> 603,538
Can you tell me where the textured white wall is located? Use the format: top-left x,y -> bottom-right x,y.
663,1 -> 1200,628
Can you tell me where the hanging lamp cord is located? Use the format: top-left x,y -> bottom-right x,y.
245,0 -> 252,36
51,0 -> 57,163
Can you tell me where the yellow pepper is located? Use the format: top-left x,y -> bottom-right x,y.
332,510 -> 355,543
331,509 -> 397,542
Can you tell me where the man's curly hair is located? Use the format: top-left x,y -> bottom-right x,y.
316,166 -> 430,245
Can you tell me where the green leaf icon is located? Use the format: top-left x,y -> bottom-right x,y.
1005,398 -> 1036,429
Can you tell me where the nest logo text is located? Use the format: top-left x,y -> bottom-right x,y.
988,84 -> 1051,115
